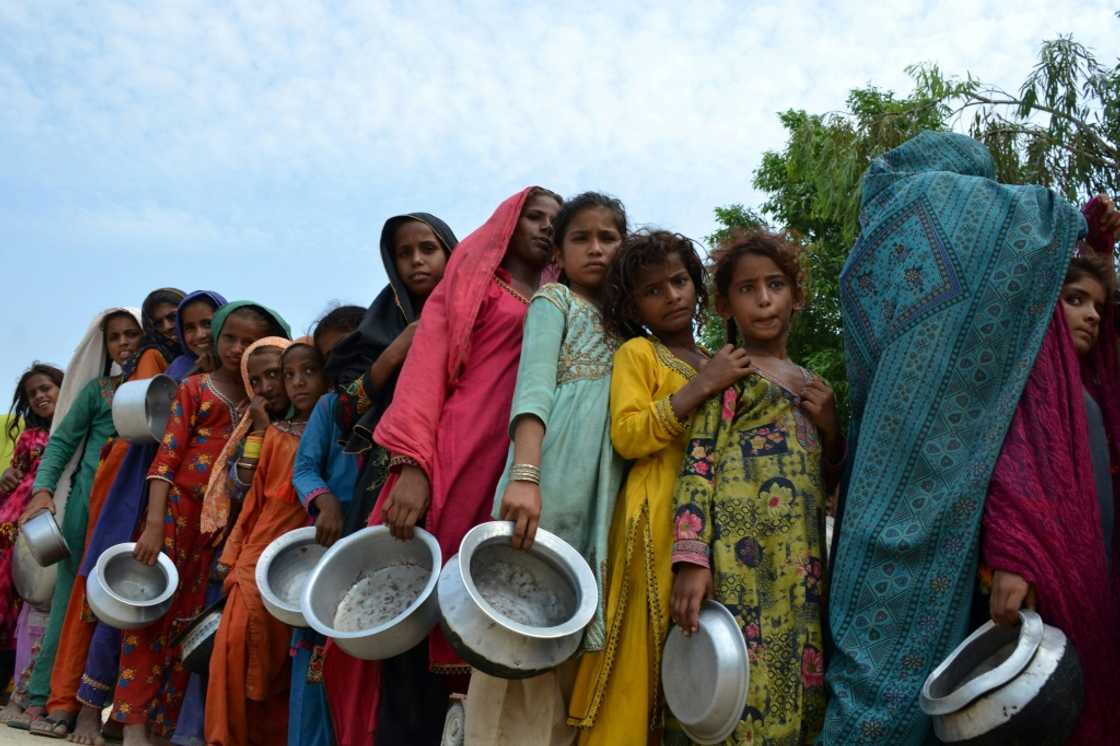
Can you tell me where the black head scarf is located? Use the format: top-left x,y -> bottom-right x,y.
120,287 -> 187,380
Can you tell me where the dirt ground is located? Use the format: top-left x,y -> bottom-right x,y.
0,724 -> 52,745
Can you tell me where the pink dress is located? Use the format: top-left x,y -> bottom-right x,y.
0,427 -> 49,649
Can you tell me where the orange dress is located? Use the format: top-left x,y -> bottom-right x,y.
46,348 -> 167,715
205,421 -> 310,746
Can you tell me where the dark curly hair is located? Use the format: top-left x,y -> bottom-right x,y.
312,304 -> 365,351
1066,250 -> 1117,297
710,228 -> 807,345
601,229 -> 708,340
7,363 -> 64,445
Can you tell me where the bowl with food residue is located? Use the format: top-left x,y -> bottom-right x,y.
300,525 -> 441,660
256,527 -> 328,628
437,521 -> 597,679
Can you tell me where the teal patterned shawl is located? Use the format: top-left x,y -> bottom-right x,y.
823,132 -> 1085,744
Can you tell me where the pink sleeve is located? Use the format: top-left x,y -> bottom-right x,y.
372,280 -> 452,479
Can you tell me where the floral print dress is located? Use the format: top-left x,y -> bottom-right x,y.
671,370 -> 828,745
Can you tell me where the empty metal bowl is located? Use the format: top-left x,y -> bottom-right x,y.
662,600 -> 750,744
12,535 -> 56,610
176,598 -> 224,675
920,610 -> 1083,745
301,525 -> 441,660
256,527 -> 327,628
20,510 -> 70,567
437,521 -> 597,679
86,542 -> 180,630
112,375 -> 177,444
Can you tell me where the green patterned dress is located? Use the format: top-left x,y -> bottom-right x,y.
671,370 -> 828,745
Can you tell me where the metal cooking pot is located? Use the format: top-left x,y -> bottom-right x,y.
176,597 -> 224,675
85,543 -> 179,630
436,521 -> 597,680
20,510 -> 70,567
920,610 -> 1083,745
111,375 -> 177,444
301,525 -> 441,660
12,534 -> 55,610
257,527 -> 327,628
661,600 -> 750,744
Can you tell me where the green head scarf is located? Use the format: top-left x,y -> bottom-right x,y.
210,300 -> 291,345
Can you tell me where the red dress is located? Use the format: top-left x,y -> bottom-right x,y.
111,374 -> 244,736
0,427 -> 49,649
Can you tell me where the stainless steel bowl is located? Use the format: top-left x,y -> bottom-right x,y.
436,521 -> 597,679
920,610 -> 1083,744
20,510 -> 70,567
301,525 -> 441,660
85,543 -> 180,630
177,599 -> 224,675
12,535 -> 55,610
256,527 -> 326,628
661,600 -> 750,744
111,375 -> 177,444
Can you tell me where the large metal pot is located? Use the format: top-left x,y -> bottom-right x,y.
12,534 -> 55,610
301,525 -> 441,660
436,521 -> 597,679
176,597 -> 224,675
20,510 -> 70,567
85,543 -> 179,630
920,610 -> 1083,745
111,375 -> 177,444
256,527 -> 326,628
661,600 -> 750,744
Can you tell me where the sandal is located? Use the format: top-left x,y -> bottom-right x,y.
29,714 -> 73,738
7,704 -> 41,730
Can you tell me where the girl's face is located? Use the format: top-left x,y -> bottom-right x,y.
506,195 -> 561,271
718,253 -> 800,344
283,346 -> 328,417
393,221 -> 449,301
246,348 -> 288,417
105,314 -> 143,365
633,253 -> 698,336
1061,275 -> 1107,356
559,206 -> 622,299
150,302 -> 178,341
24,374 -> 60,420
179,300 -> 215,357
217,312 -> 272,375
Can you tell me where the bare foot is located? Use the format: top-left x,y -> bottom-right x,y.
95,718 -> 123,746
122,724 -> 154,746
68,705 -> 102,744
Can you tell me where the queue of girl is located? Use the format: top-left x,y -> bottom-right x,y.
0,150 -> 1115,746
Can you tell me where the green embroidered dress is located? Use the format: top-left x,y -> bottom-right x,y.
671,370 -> 828,745
492,283 -> 624,650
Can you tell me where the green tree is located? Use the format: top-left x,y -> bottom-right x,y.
707,30 -> 1119,421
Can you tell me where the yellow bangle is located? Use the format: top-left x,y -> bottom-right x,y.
242,435 -> 263,460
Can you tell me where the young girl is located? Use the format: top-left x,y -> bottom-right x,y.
670,230 -> 841,744
371,190 -> 560,716
9,307 -> 142,730
981,196 -> 1120,745
461,192 -> 626,744
112,301 -> 289,746
0,365 -> 62,691
35,289 -> 186,740
311,304 -> 365,360
207,340 -> 327,746
71,291 -> 227,746
567,230 -> 743,743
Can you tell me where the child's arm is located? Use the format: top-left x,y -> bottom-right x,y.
366,322 -> 419,396
669,394 -> 723,634
135,381 -> 194,565
219,430 -> 273,575
292,396 -> 345,548
799,375 -> 845,482
22,380 -> 99,523
498,294 -> 565,550
669,345 -> 752,424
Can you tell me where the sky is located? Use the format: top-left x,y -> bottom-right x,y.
0,0 -> 1116,395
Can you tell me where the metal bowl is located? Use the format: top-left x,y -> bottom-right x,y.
85,543 -> 180,630
176,598 -> 224,675
112,375 -> 177,444
20,510 -> 70,567
437,521 -> 597,679
256,527 -> 326,628
661,600 -> 750,745
301,525 -> 441,660
920,610 -> 1083,745
12,535 -> 55,610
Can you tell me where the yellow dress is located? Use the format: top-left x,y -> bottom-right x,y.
568,336 -> 699,743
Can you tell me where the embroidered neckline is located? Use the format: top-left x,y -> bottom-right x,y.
650,337 -> 707,380
204,374 -> 247,413
494,274 -> 531,305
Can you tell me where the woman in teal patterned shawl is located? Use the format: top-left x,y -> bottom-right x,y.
823,131 -> 1085,744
